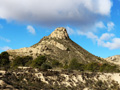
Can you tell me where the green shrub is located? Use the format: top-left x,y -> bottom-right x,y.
12,56 -> 33,67
68,59 -> 84,70
0,59 -> 10,66
0,52 -> 9,60
97,57 -> 102,60
85,62 -> 99,72
99,63 -> 119,72
84,62 -> 120,72
66,48 -> 70,51
66,58 -> 120,72
12,57 -> 24,67
22,56 -> 33,66
0,52 -> 10,67
25,60 -> 33,66
31,55 -> 47,68
35,56 -> 46,61
63,64 -> 69,69
51,60 -> 61,67
41,63 -> 52,70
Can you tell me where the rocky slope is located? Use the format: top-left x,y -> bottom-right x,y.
0,68 -> 120,90
7,27 -> 102,64
106,55 -> 120,66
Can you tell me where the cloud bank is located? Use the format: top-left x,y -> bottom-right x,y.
0,0 -> 112,27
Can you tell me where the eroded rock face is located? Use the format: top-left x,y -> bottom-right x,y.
49,27 -> 69,39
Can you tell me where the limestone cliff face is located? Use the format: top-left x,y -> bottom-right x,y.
7,27 -> 101,63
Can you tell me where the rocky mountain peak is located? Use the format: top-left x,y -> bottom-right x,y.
49,27 -> 69,39
7,27 -> 101,64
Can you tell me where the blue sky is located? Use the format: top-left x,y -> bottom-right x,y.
0,0 -> 120,58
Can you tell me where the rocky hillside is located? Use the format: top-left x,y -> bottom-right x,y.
0,68 -> 120,90
105,55 -> 120,66
7,27 -> 103,64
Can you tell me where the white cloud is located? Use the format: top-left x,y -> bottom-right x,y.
0,0 -> 112,27
78,31 -> 98,40
98,38 -> 120,50
92,21 -> 115,32
0,36 -> 11,42
78,31 -> 120,50
107,22 -> 114,31
96,33 -> 120,50
0,46 -> 12,51
66,26 -> 75,35
100,33 -> 114,41
95,21 -> 106,29
86,32 -> 98,40
27,25 -> 36,35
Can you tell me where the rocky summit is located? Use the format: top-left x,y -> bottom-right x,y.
7,27 -> 102,63
49,27 -> 69,39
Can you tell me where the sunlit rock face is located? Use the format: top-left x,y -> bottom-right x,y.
105,55 -> 120,66
49,27 -> 69,39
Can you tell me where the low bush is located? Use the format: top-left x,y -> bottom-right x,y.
99,63 -> 119,72
0,51 -> 9,60
66,48 -> 70,51
67,58 -> 120,72
51,60 -> 62,67
0,52 -> 10,67
31,56 -> 47,68
85,62 -> 120,72
41,63 -> 52,70
85,62 -> 100,72
68,59 -> 84,70
12,56 -> 33,67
